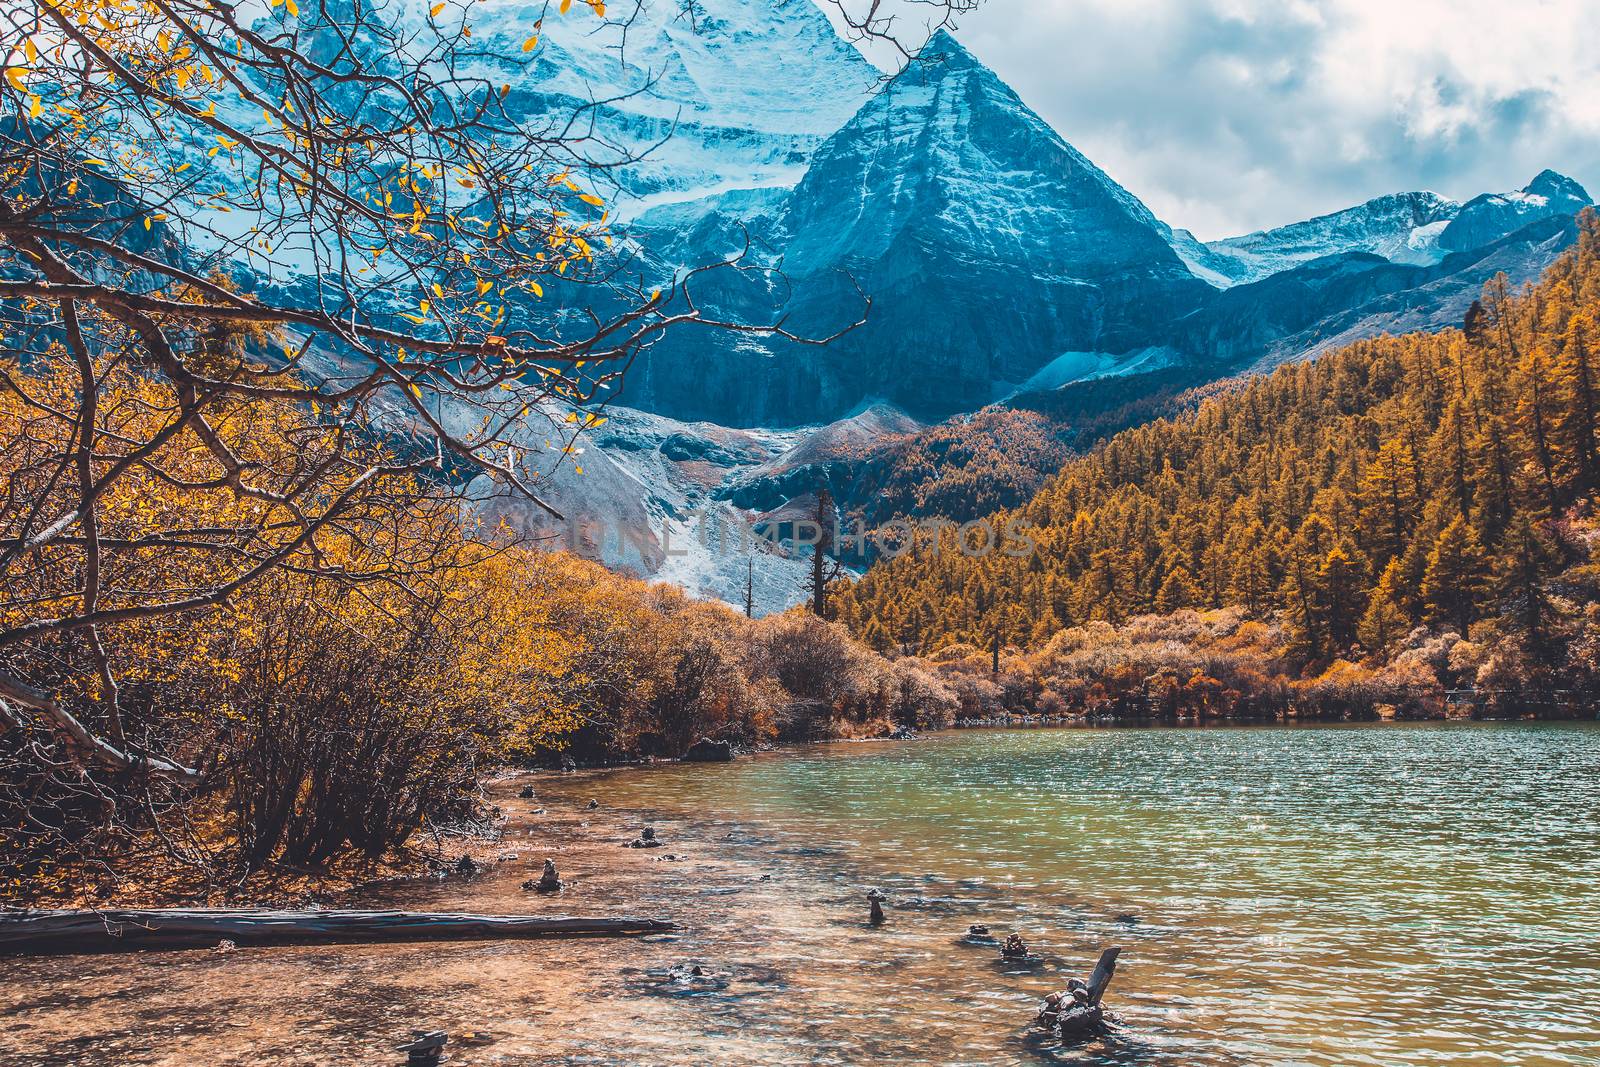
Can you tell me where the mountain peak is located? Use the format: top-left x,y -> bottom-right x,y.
1439,167 -> 1592,252
1526,168 -> 1591,203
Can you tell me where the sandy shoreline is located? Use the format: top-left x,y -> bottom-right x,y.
5,765 -> 1040,1066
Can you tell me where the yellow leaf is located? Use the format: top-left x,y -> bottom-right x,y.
23,39 -> 37,63
432,282 -> 444,298
522,34 -> 538,51
4,68 -> 26,92
143,217 -> 151,230
28,95 -> 41,119
401,313 -> 427,324
559,0 -> 572,12
285,0 -> 298,15
430,1 -> 445,14
578,193 -> 603,207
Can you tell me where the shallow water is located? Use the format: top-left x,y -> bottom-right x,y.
6,722 -> 1599,1065
578,721 -> 1600,1066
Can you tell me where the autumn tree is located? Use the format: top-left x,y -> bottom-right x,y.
1420,516 -> 1490,635
0,0 -> 980,888
835,211 -> 1600,691
1358,558 -> 1411,654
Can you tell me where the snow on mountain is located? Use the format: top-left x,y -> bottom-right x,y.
621,29 -> 1212,425
1182,173 -> 1592,289
462,401 -> 889,615
461,0 -> 877,209
1183,191 -> 1462,287
1437,170 -> 1592,253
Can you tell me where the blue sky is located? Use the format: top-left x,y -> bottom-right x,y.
924,0 -> 1600,239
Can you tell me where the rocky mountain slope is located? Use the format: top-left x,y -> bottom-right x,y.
623,31 -> 1213,425
611,25 -> 1591,432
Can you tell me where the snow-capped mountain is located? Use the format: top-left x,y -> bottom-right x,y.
1437,170 -> 1592,253
1174,190 -> 1461,287
621,30 -> 1211,425
1171,173 -> 1592,288
469,0 -> 877,207
60,0 -> 1595,611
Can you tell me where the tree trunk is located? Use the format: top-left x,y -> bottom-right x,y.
0,909 -> 677,955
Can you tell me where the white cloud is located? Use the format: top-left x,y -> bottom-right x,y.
947,0 -> 1600,238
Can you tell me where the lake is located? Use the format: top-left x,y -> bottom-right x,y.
5,722 -> 1597,1066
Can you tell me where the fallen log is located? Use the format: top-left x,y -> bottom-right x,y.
0,909 -> 677,956
1036,947 -> 1123,1042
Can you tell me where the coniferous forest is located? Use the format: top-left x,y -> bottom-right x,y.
834,212 -> 1600,721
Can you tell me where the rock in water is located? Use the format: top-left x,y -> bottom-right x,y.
628,826 -> 664,848
867,889 -> 886,926
1036,947 -> 1123,1043
681,738 -> 734,762
531,858 -> 562,894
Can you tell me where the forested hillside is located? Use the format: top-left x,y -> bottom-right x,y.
836,211 -> 1600,715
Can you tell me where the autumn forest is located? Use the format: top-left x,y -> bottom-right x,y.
836,212 -> 1600,722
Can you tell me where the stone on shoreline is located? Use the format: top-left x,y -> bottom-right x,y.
681,738 -> 734,762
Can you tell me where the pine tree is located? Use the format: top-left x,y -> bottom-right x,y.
1358,558 -> 1411,654
1315,545 -> 1368,651
1499,517 -> 1558,665
1359,438 -> 1419,566
1420,516 -> 1490,635
1155,567 -> 1201,613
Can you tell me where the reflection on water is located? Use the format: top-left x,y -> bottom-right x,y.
6,722 -> 1599,1066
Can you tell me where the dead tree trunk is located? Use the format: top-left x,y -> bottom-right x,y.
0,909 -> 676,955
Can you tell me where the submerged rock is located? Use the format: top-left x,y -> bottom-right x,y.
628,827 -> 664,848
682,738 -> 735,762
959,923 -> 998,946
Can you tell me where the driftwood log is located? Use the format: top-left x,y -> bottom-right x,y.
1037,946 -> 1122,1041
0,909 -> 677,956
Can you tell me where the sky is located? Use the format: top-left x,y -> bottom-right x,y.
906,0 -> 1600,240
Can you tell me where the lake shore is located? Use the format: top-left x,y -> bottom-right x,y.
7,722 -> 1596,1066
6,765 -> 1070,1065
